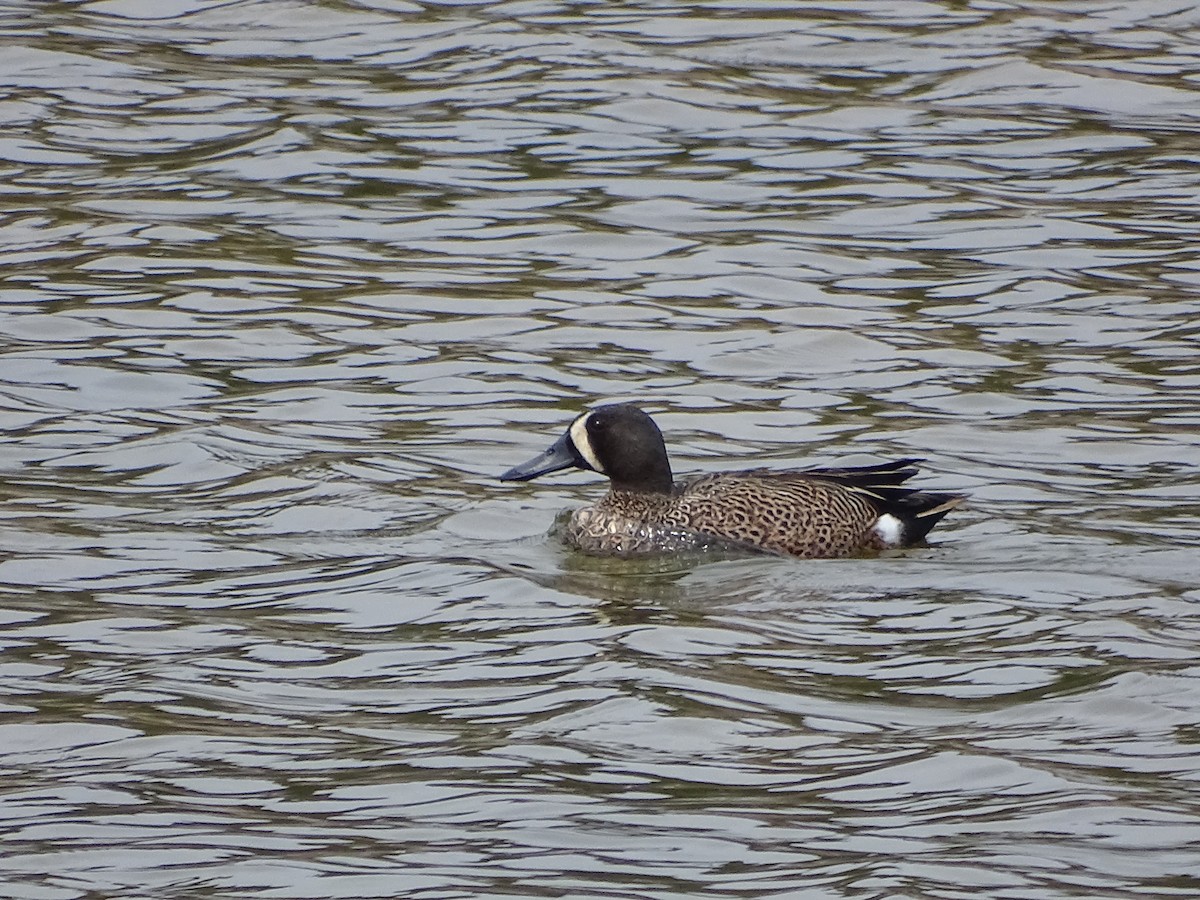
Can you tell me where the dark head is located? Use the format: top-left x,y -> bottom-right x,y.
499,404 -> 674,494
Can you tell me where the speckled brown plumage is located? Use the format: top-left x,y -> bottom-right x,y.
566,466 -> 962,559
501,404 -> 966,559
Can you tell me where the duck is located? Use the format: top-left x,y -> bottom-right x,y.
499,403 -> 965,559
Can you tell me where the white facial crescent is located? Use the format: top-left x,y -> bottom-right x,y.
569,413 -> 605,473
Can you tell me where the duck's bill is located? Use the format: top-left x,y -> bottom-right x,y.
500,433 -> 578,481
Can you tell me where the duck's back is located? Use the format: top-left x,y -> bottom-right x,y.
667,471 -> 882,558
565,461 -> 963,559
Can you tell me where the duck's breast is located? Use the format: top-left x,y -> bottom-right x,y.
564,499 -> 750,557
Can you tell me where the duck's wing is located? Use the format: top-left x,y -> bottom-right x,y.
685,458 -> 924,498
677,460 -> 965,553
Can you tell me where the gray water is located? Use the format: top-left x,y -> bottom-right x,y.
2,1 -> 1200,898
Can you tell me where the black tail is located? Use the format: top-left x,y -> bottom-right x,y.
890,491 -> 966,543
804,458 -> 966,545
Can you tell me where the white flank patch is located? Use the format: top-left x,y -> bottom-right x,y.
872,513 -> 904,546
570,414 -> 605,473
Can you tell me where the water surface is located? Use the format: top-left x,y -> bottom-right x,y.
2,1 -> 1199,898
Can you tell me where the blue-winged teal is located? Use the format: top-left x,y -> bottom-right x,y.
500,404 -> 965,559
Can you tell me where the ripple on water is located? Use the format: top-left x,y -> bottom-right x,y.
2,1 -> 1200,898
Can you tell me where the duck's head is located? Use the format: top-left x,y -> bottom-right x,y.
500,403 -> 674,494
